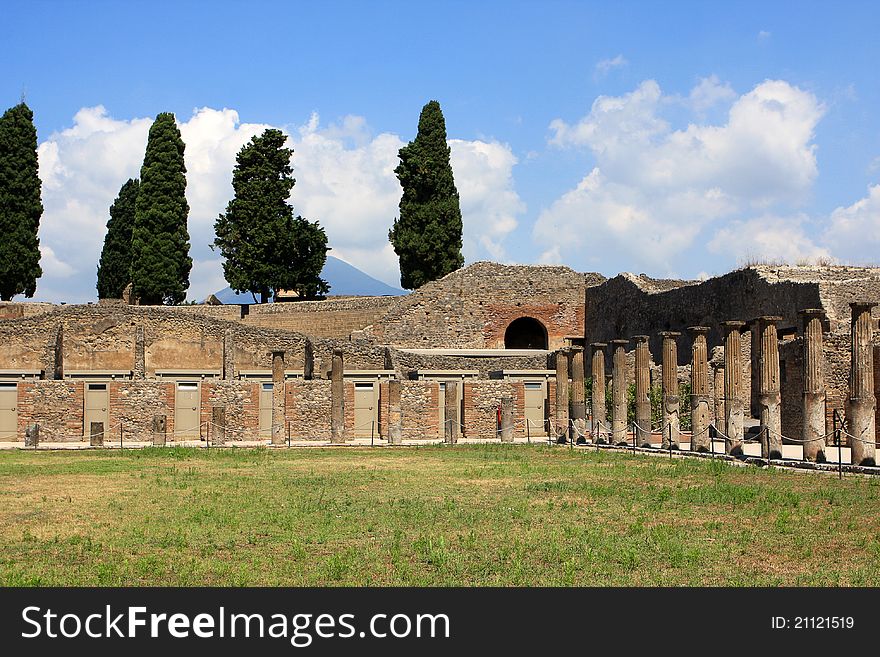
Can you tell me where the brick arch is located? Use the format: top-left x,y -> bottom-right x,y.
504,317 -> 548,349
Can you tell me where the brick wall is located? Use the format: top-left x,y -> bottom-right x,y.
17,381 -> 83,441
285,380 -> 332,441
462,380 -> 522,439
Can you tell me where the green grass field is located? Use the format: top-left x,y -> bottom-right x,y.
1,445 -> 879,586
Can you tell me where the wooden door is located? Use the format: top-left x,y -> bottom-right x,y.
175,382 -> 200,438
354,381 -> 376,436
0,383 -> 17,441
259,382 -> 273,438
523,381 -> 547,436
84,383 -> 109,438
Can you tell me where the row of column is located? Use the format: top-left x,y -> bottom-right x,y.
271,348 -> 403,445
555,302 -> 878,467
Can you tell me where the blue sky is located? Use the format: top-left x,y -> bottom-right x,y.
3,0 -> 880,301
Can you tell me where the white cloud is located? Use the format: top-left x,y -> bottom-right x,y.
708,214 -> 831,265
594,55 -> 628,79
823,184 -> 880,264
287,113 -> 405,288
758,30 -> 772,41
537,78 -> 825,275
688,75 -> 736,113
450,139 -> 524,261
29,106 -> 524,301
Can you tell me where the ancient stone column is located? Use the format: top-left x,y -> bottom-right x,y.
799,309 -> 827,463
688,326 -> 711,452
659,332 -> 680,450
388,379 -> 403,445
722,321 -> 746,455
152,414 -> 166,447
500,395 -> 514,443
90,422 -> 104,447
749,321 -> 760,419
713,363 -> 725,439
212,406 -> 226,446
847,302 -> 877,466
632,336 -> 652,447
53,324 -> 64,381
444,381 -> 459,444
554,349 -> 569,443
611,339 -> 628,445
272,350 -> 286,445
590,343 -> 607,443
223,328 -> 235,381
134,325 -> 145,380
330,349 -> 345,444
304,339 -> 315,380
569,347 -> 587,443
755,316 -> 783,460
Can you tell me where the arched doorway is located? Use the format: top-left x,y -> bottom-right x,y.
504,317 -> 548,349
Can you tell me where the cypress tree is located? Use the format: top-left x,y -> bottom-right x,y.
389,100 -> 463,290
213,128 -> 328,302
0,102 -> 43,300
96,178 -> 139,298
130,112 -> 191,305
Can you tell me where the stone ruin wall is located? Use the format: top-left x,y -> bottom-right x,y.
371,262 -> 599,350
584,268 -> 822,361
0,304 -> 397,378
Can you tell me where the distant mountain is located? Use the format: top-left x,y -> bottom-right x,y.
211,256 -> 404,303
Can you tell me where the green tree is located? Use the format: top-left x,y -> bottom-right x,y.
0,102 -> 43,300
213,128 -> 328,303
389,100 -> 463,290
96,178 -> 139,298
130,112 -> 191,305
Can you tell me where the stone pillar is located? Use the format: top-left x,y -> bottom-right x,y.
569,347 -> 587,443
330,349 -> 345,444
304,339 -> 315,380
25,424 -> 39,447
590,343 -> 607,444
554,349 -> 569,443
722,321 -> 746,455
755,316 -> 783,459
659,332 -> 680,449
272,351 -> 286,445
444,381 -> 459,444
134,325 -> 145,380
53,324 -> 64,381
749,322 -> 760,419
610,339 -> 628,445
799,309 -> 827,463
712,363 -> 725,438
212,406 -> 226,446
89,421 -> 104,447
500,395 -> 514,443
688,326 -> 711,452
152,414 -> 166,447
847,302 -> 877,466
388,379 -> 402,445
223,329 -> 234,381
632,335 -> 652,447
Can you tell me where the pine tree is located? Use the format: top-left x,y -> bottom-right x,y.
0,102 -> 43,300
213,128 -> 328,303
130,112 -> 191,305
389,100 -> 463,290
96,178 -> 139,298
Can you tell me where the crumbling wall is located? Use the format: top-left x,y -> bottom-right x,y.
374,262 -> 598,349
585,268 -> 822,362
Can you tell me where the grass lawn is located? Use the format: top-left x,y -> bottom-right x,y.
0,444 -> 879,586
